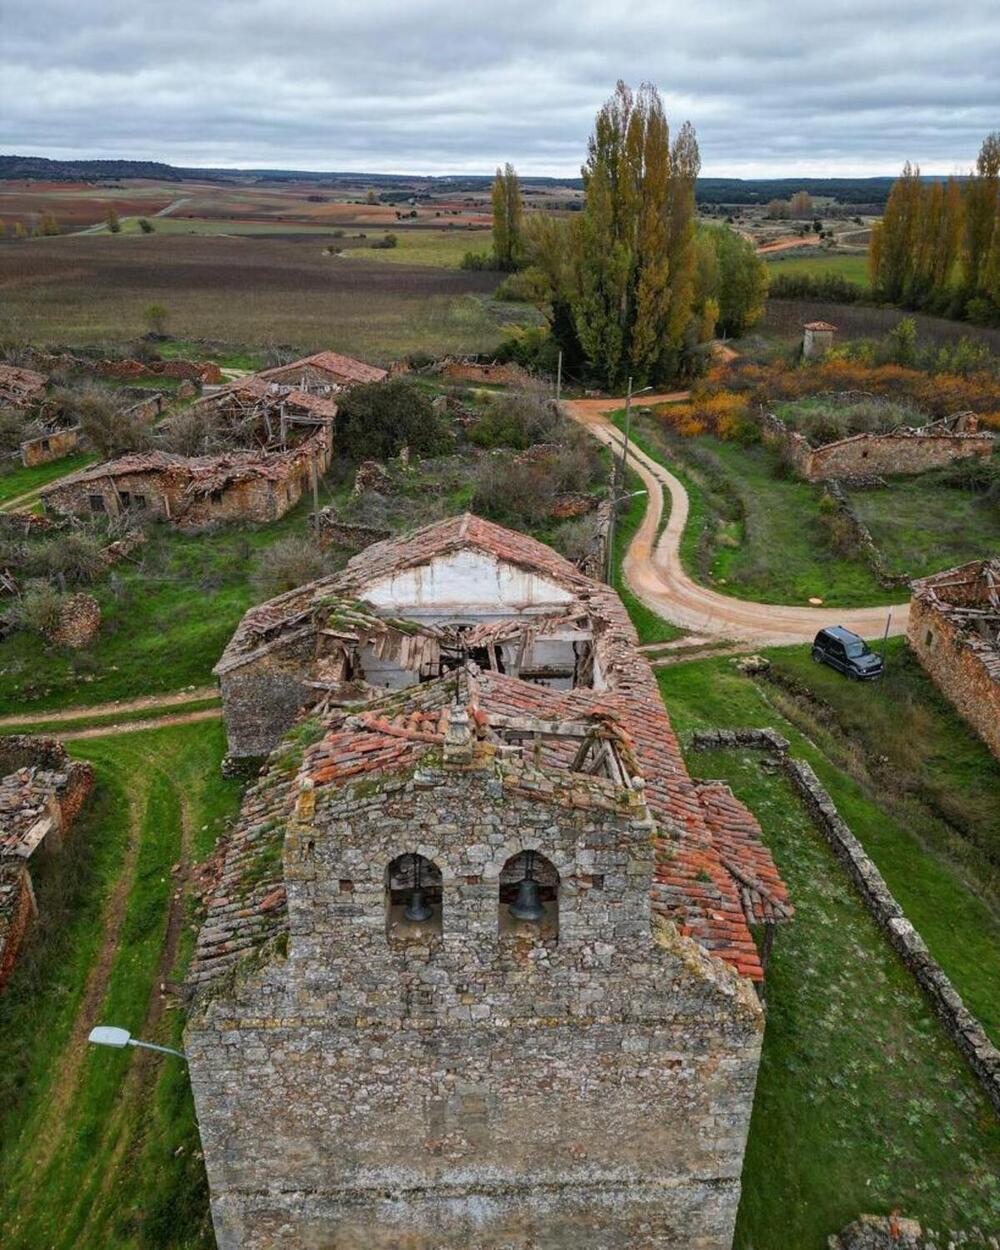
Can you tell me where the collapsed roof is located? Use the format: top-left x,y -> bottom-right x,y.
199,514 -> 791,988
256,350 -> 388,388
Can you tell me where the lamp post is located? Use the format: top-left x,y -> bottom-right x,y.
604,488 -> 648,585
88,1025 -> 186,1061
618,378 -> 654,492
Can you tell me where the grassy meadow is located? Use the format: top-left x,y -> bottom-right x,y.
663,652 -> 1000,1247
765,251 -> 870,287
0,720 -> 242,1250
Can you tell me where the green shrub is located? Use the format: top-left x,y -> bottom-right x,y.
14,581 -> 66,637
137,218 -> 155,234
459,251 -> 497,271
335,378 -> 450,461
251,537 -> 330,598
370,233 -> 398,250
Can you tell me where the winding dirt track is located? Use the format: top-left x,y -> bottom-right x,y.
565,396 -> 910,646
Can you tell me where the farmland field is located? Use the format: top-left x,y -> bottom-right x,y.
0,233 -> 525,360
765,251 -> 870,286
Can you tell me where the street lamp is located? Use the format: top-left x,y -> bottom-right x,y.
88,1025 -> 186,1061
618,378 -> 654,490
604,488 -> 648,585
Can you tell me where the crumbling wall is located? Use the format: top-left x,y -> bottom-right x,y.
187,758 -> 764,1250
217,630 -> 320,760
19,426 -> 81,468
0,865 -> 35,990
439,359 -> 532,386
908,593 -> 1000,761
808,429 -> 993,480
760,412 -> 994,481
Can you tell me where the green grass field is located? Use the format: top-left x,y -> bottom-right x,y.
662,653 -> 1000,1247
615,412 -> 897,607
0,493 -> 350,716
111,216 -> 338,237
765,251 -> 870,287
0,720 -> 242,1250
847,470 -> 1000,579
343,228 -> 492,269
0,453 -> 98,507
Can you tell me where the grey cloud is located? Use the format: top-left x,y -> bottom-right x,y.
1,0 -> 997,175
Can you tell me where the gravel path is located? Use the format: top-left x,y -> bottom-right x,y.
565,395 -> 908,645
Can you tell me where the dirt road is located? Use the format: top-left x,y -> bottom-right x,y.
565,397 -> 909,646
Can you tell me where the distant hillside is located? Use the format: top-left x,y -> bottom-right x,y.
0,155 -> 184,182
0,154 -> 919,205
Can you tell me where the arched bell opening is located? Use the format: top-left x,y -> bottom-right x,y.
385,853 -> 443,944
499,850 -> 559,941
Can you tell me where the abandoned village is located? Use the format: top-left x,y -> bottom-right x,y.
2,325 -> 998,1250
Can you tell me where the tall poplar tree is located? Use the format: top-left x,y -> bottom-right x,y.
570,81 -> 700,388
491,163 -> 524,272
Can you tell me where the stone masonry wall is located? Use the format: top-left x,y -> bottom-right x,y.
760,412 -> 993,482
19,426 -> 81,468
217,629 -> 320,760
186,754 -> 764,1250
690,729 -> 1000,1114
908,596 -> 1000,761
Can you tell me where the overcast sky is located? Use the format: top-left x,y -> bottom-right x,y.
2,0 -> 997,178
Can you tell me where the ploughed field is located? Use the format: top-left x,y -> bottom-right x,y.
0,233 -> 509,359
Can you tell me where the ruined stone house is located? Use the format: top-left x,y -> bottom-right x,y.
40,431 -> 331,528
908,558 -> 1000,760
762,408 -> 994,481
0,737 -> 94,989
188,514 -> 791,1250
252,349 -> 388,394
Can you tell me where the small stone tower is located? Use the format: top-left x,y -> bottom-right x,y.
802,320 -> 837,358
186,676 -> 765,1250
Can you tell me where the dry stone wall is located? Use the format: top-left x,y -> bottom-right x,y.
761,412 -> 994,482
690,729 -> 1000,1114
908,594 -> 1000,762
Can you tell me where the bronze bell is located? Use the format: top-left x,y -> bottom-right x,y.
509,877 -> 544,922
403,887 -> 433,923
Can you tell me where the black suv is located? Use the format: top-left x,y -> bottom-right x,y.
811,626 -> 884,680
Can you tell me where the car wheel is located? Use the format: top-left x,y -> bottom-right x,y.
811,649 -> 823,663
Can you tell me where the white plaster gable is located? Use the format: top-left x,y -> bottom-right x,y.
361,549 -> 574,615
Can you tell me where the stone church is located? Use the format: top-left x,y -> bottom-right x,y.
187,514 -> 790,1249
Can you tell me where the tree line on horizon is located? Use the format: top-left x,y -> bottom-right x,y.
869,134 -> 1000,326
485,81 -> 768,390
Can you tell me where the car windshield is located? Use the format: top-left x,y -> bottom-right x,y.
845,641 -> 868,658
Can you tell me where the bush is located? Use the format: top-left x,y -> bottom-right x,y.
467,385 -> 561,451
160,407 -> 222,456
768,273 -> 866,303
72,387 -> 152,458
553,514 -> 600,565
14,582 -> 66,638
370,234 -> 398,250
143,302 -> 168,335
138,218 -> 155,234
335,378 -> 450,462
39,531 -> 106,589
470,457 -> 556,524
251,537 -> 330,598
459,251 -> 497,271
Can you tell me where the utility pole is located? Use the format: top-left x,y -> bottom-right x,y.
618,375 -> 634,493
310,459 -> 320,534
555,351 -> 562,403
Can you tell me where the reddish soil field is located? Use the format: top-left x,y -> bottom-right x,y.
0,180 -> 178,230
